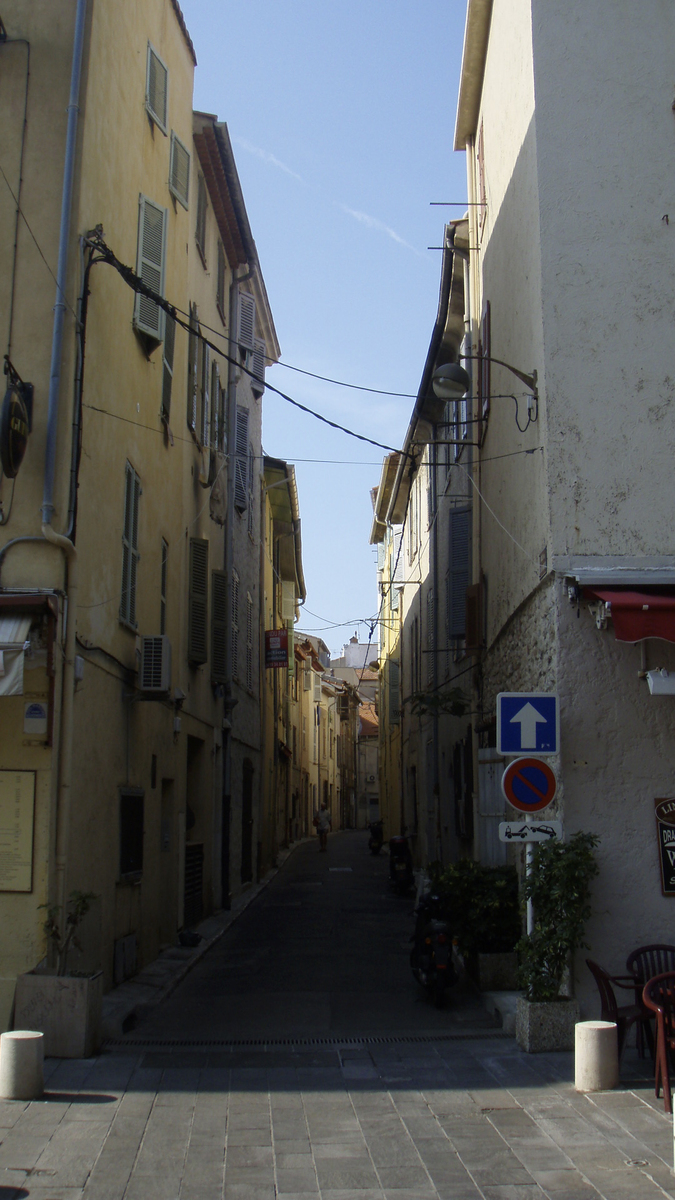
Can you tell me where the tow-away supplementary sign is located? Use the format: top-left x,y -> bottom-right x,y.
497,692 -> 559,756
501,757 -> 557,813
499,820 -> 562,843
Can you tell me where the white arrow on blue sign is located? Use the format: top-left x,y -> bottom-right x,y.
496,692 -> 559,756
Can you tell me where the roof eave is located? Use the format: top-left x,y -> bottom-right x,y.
454,0 -> 493,150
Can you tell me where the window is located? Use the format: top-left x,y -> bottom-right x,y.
252,338 -> 266,395
187,538 -> 208,664
448,507 -> 471,639
211,570 -> 226,683
160,539 -> 168,635
120,789 -> 144,877
234,406 -> 249,512
145,44 -> 167,134
479,301 -> 491,423
134,196 -> 167,341
246,591 -> 254,692
199,340 -> 210,447
169,132 -> 190,208
477,120 -> 487,237
120,463 -> 140,628
388,659 -> 400,725
196,174 -> 207,264
231,568 -> 239,680
216,242 -> 226,321
238,291 -> 256,352
161,313 -> 175,421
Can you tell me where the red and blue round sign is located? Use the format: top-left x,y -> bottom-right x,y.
501,756 -> 557,813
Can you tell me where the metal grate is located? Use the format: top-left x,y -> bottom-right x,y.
104,1030 -> 508,1051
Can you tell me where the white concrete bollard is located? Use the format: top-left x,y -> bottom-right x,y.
0,1031 -> 44,1101
575,1020 -> 619,1092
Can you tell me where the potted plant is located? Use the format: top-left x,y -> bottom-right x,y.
14,891 -> 103,1058
515,832 -> 599,1052
428,860 -> 521,989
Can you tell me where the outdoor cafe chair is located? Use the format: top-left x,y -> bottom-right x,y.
585,959 -> 646,1062
642,972 -> 675,1113
626,944 -> 675,1057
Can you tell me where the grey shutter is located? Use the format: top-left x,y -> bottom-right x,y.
231,569 -> 239,679
169,132 -> 190,209
188,538 -> 208,664
146,45 -> 168,133
134,196 -> 166,340
161,313 -> 175,420
201,343 -> 210,446
251,338 -> 266,395
121,464 -> 140,627
238,292 -> 256,352
217,242 -> 226,316
187,305 -> 198,430
448,507 -> 471,637
211,359 -> 219,449
234,406 -> 249,511
196,175 -> 207,261
246,593 -> 254,692
211,570 -> 227,683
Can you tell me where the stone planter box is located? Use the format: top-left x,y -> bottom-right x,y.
473,951 -> 519,992
516,996 -> 580,1053
14,971 -> 103,1058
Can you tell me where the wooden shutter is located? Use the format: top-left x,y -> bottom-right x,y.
211,359 -> 219,449
169,132 -> 190,209
465,580 -> 483,650
216,242 -> 226,318
188,538 -> 208,664
146,45 -> 167,133
448,506 -> 471,638
134,196 -> 166,340
234,406 -> 249,511
161,313 -> 175,420
201,343 -> 210,447
252,338 -> 266,395
238,292 -> 256,351
211,569 -> 227,683
121,463 -> 140,628
231,568 -> 239,679
246,593 -> 254,692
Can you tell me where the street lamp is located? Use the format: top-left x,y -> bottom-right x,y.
432,357 -> 538,401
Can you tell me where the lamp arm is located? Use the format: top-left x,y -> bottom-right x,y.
461,355 -> 537,394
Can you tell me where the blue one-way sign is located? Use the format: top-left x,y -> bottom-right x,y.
496,692 -> 559,756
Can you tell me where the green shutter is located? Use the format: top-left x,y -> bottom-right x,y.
146,44 -> 168,133
161,313 -> 175,420
234,406 -> 249,511
188,538 -> 208,663
211,570 -> 227,683
134,196 -> 166,340
169,132 -> 190,209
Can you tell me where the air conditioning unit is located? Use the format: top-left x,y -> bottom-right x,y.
140,635 -> 171,693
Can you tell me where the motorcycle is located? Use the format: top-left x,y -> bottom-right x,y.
410,891 -> 458,1007
389,834 -> 414,894
367,819 -> 384,855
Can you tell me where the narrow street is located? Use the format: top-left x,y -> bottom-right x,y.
126,830 -> 496,1043
0,835 -> 673,1200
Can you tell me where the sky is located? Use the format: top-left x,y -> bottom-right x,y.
180,0 -> 469,657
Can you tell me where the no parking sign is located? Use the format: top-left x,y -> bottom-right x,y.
501,756 -> 557,813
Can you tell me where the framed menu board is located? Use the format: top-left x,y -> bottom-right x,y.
0,771 -> 35,892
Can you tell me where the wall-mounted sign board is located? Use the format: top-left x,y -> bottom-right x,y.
265,628 -> 288,668
0,770 -> 35,892
655,798 -> 675,895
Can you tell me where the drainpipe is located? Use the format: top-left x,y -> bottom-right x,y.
41,0 -> 87,919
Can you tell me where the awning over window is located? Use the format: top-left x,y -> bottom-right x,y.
585,589 -> 675,644
0,615 -> 32,696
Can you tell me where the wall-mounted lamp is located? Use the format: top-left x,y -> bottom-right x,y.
432,357 -> 538,401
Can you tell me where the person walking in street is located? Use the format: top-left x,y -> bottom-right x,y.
314,802 -> 331,852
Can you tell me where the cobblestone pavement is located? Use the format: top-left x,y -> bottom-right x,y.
1,832 -> 673,1199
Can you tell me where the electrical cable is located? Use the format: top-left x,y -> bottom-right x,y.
83,233 -> 411,459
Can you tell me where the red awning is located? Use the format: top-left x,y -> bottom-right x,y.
585,589 -> 675,643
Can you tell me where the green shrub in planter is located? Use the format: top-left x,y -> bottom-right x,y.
517,831 -> 599,1002
428,860 -> 521,958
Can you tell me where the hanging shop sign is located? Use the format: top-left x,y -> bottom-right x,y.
265,628 -> 288,668
655,798 -> 675,896
0,383 -> 30,479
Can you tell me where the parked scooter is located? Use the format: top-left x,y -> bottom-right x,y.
410,891 -> 457,1007
389,834 -> 414,894
367,819 -> 384,855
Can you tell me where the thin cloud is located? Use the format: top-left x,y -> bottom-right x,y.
234,137 -> 304,183
338,204 -> 425,257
